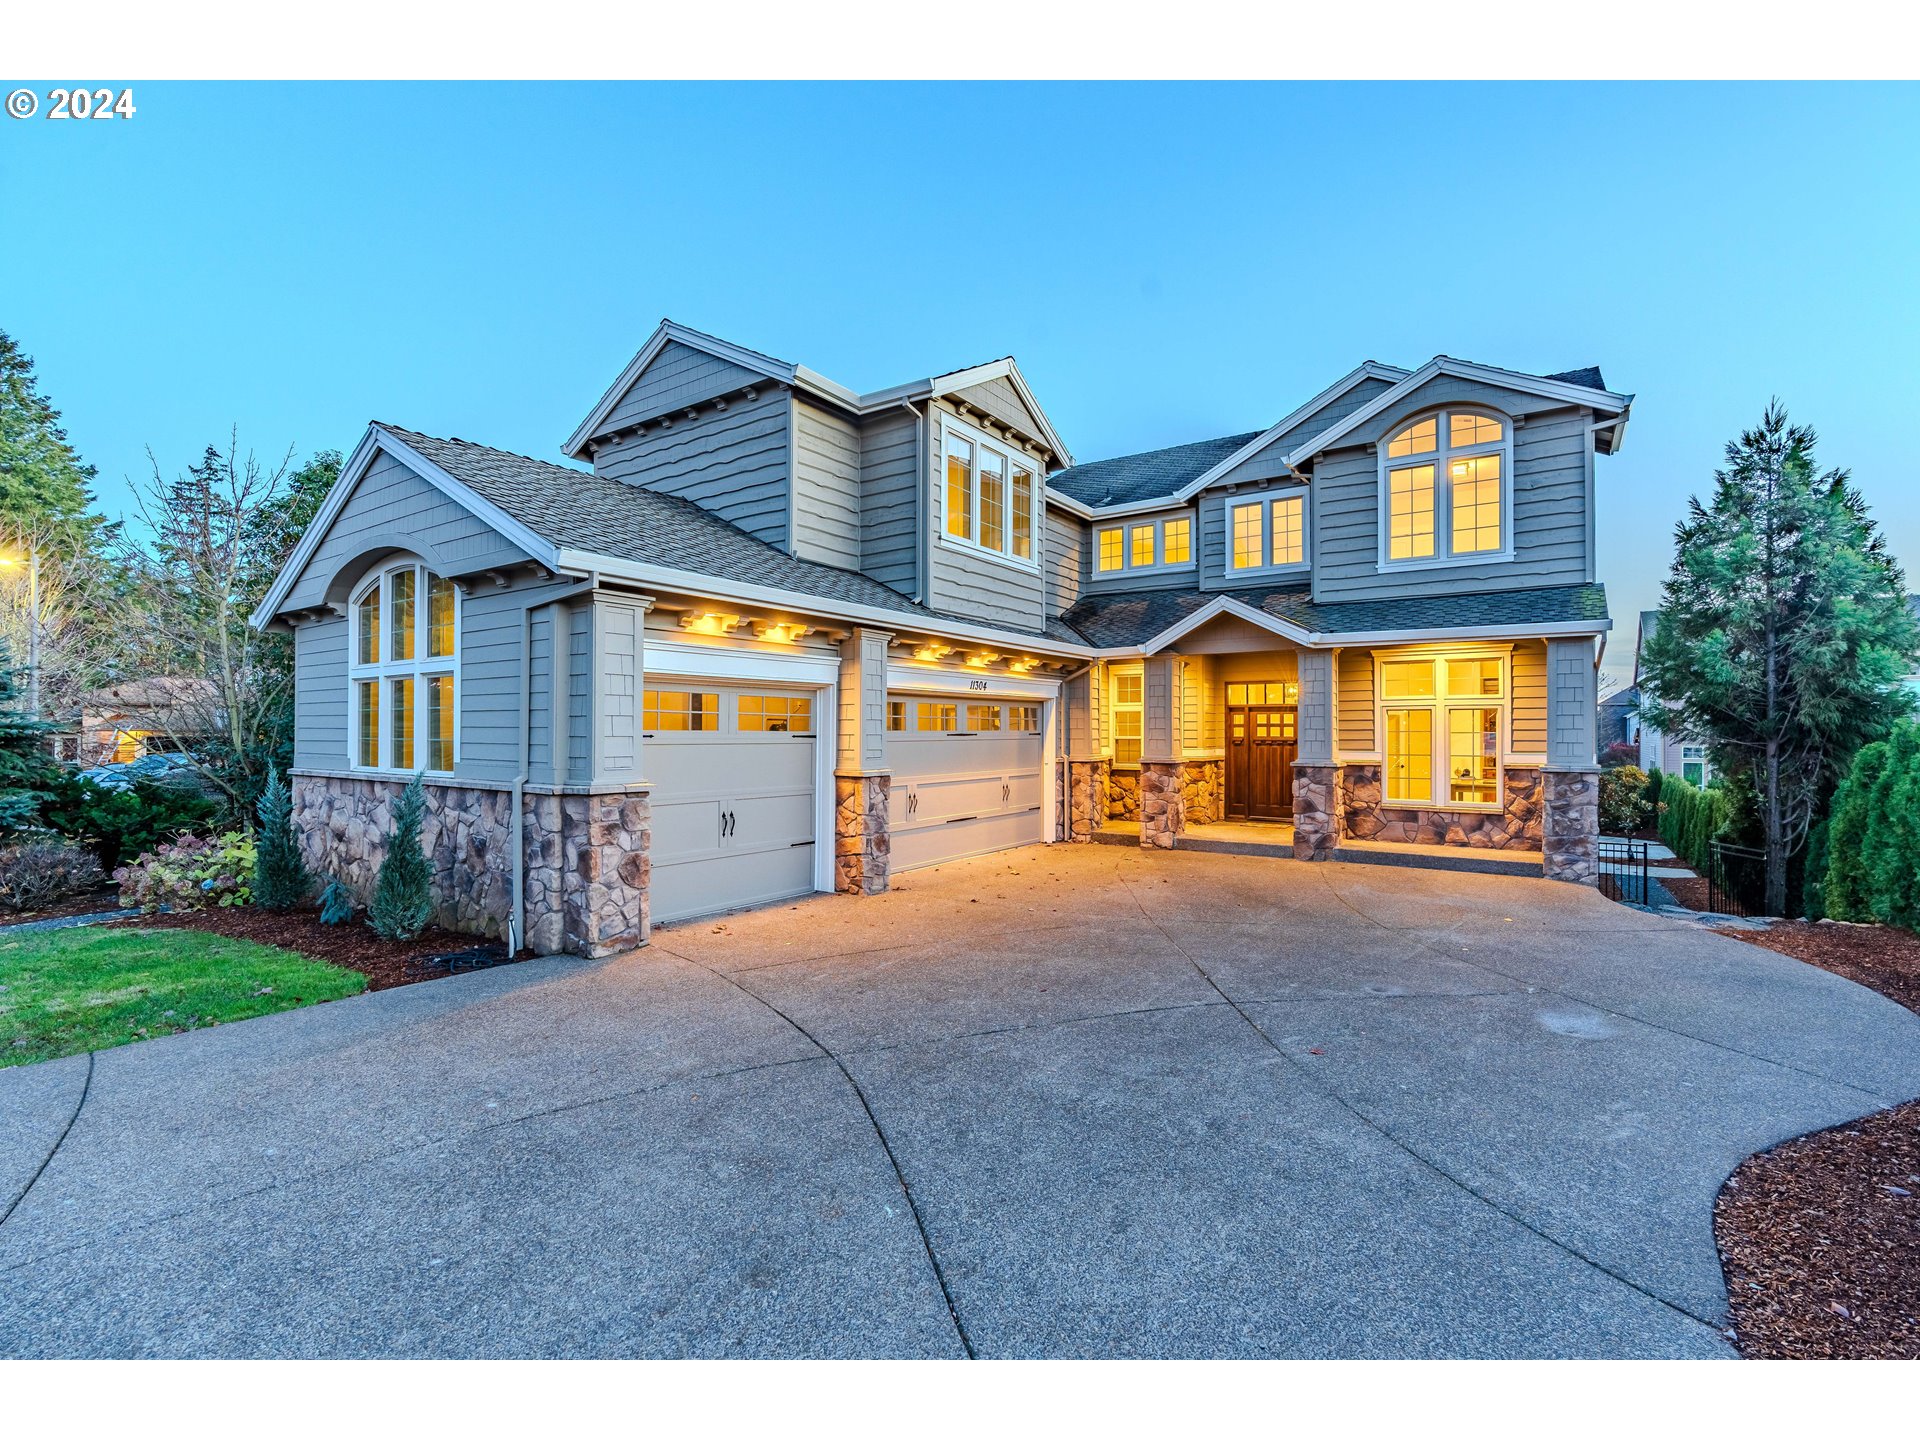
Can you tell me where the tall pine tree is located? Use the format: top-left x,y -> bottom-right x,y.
0,330 -> 102,550
1641,401 -> 1918,914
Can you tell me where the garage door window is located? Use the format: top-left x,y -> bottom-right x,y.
917,701 -> 957,732
644,689 -> 719,732
971,704 -> 1002,732
888,700 -> 907,731
1010,704 -> 1039,732
738,694 -> 813,734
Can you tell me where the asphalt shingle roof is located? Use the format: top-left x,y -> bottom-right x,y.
380,425 -> 1086,647
1045,431 -> 1264,508
1060,582 -> 1610,649
1544,366 -> 1607,391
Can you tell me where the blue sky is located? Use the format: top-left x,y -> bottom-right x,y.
4,81 -> 1916,672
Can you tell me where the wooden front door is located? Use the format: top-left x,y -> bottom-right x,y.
1226,705 -> 1297,820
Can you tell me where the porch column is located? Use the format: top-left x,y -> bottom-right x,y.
1542,636 -> 1600,885
835,626 -> 893,894
1062,664 -> 1108,842
1139,654 -> 1185,848
1292,647 -> 1342,861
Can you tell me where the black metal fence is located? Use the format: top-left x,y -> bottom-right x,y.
1597,837 -> 1651,905
1705,841 -> 1766,918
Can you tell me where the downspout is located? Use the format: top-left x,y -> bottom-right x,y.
510,573 -> 600,955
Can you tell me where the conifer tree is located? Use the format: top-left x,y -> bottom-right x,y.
368,774 -> 434,940
251,762 -> 312,910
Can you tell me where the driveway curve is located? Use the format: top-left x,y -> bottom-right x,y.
3,846 -> 1918,1358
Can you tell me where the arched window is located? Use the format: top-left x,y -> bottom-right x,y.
1378,408 -> 1512,566
349,561 -> 459,773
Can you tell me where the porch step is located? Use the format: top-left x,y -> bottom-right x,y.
1088,820 -> 1545,876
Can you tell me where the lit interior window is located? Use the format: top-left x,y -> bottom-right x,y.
1387,417 -> 1438,458
917,701 -> 957,731
1231,503 -> 1263,569
887,700 -> 907,731
971,703 -> 1002,732
389,676 -> 414,769
1270,495 -> 1304,566
1450,412 -> 1504,447
1380,659 -> 1436,699
1449,452 -> 1503,554
1389,465 -> 1436,560
427,675 -> 454,772
1011,464 -> 1034,559
1097,528 -> 1124,572
737,694 -> 813,734
1385,709 -> 1434,803
1129,523 -> 1155,568
1163,517 -> 1191,565
1112,671 -> 1144,766
1448,707 -> 1500,805
946,435 -> 973,539
643,689 -> 719,732
979,446 -> 1007,553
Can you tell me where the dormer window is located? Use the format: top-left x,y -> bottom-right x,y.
1380,409 -> 1511,567
941,415 -> 1038,567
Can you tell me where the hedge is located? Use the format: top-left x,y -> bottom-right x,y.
1656,773 -> 1732,873
1824,720 -> 1920,929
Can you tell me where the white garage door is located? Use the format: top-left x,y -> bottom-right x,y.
645,683 -> 818,925
887,695 -> 1046,872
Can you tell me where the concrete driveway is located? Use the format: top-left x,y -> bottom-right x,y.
4,846 -> 1918,1358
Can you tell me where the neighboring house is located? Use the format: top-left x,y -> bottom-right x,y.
62,677 -> 221,765
1629,610 -> 1711,785
254,321 -> 1630,957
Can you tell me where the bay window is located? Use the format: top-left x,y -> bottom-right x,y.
941,417 -> 1040,566
1378,651 -> 1508,809
1381,409 -> 1511,565
350,562 -> 458,773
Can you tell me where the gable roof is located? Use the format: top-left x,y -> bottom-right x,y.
564,320 -> 1073,466
1046,431 -> 1265,508
1282,356 -> 1634,468
254,423 -> 1089,653
1061,581 -> 1611,652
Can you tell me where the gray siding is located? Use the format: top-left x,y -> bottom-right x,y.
1045,505 -> 1087,614
1083,505 -> 1201,595
284,449 -> 527,611
926,401 -> 1046,632
1511,640 -> 1547,754
1337,647 -> 1374,754
528,608 -> 554,779
453,573 -> 584,785
566,605 -> 590,785
1209,375 -> 1398,488
951,375 -> 1050,451
591,386 -> 791,550
293,615 -> 348,769
790,399 -> 862,570
602,340 -> 764,433
1310,383 -> 1594,602
859,407 -> 921,595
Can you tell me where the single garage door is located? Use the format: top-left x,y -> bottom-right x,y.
887,695 -> 1046,872
645,682 -> 818,925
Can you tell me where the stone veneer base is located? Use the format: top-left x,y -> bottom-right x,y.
1341,764 -> 1547,852
291,772 -> 650,960
1540,768 -> 1600,885
1139,762 -> 1185,848
1292,763 -> 1342,860
1067,760 -> 1111,843
835,773 -> 890,895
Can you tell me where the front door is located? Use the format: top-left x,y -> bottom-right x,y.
1226,705 -> 1297,820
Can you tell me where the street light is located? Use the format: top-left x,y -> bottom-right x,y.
0,543 -> 40,720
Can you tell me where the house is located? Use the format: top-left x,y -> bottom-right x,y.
253,321 -> 1629,957
1629,610 -> 1711,785
59,676 -> 222,765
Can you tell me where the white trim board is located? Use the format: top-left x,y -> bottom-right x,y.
1125,593 -> 1610,657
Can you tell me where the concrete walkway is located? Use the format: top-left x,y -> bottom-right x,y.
3,846 -> 1917,1358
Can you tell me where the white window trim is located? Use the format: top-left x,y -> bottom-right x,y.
1216,487 -> 1311,581
1373,647 -> 1511,813
1109,663 -> 1145,770
1376,406 -> 1515,571
1093,512 -> 1198,578
936,412 -> 1042,575
348,560 -> 461,776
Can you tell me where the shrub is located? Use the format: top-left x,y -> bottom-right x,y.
0,837 -> 105,911
368,775 -> 434,941
1800,818 -> 1831,920
319,877 -> 355,926
1863,722 -> 1920,929
1598,740 -> 1640,770
1822,739 -> 1890,921
1656,773 -> 1731,873
114,831 -> 256,913
251,763 -> 311,911
1645,766 -> 1664,808
1598,764 -> 1652,835
37,773 -> 219,873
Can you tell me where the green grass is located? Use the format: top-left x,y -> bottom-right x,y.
0,927 -> 366,1069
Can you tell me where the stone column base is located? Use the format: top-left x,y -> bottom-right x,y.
1292,762 -> 1343,861
835,772 -> 891,895
1541,768 -> 1600,885
1139,761 -> 1185,848
1067,759 -> 1110,842
551,791 -> 650,958
1180,759 -> 1224,826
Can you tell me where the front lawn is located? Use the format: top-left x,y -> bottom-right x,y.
0,927 -> 366,1069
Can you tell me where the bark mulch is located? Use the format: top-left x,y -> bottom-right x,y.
1713,919 -> 1920,1359
113,905 -> 517,992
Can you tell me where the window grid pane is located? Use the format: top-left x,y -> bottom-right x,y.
917,701 -> 957,731
389,569 -> 416,662
1388,465 -> 1436,559
946,437 -> 973,539
1231,503 -> 1262,569
887,700 -> 907,731
979,448 -> 1007,554
1270,496 -> 1304,566
390,676 -> 414,770
1163,517 -> 1191,565
1450,412 -> 1504,447
642,689 -> 719,732
357,589 -> 380,665
1012,465 -> 1033,559
1010,704 -> 1039,731
427,674 -> 453,771
1449,452 -> 1502,554
1448,706 -> 1500,804
971,704 -> 1002,732
1098,529 -> 1123,572
427,576 -> 456,658
1115,673 -> 1143,705
737,694 -> 812,733
1129,523 -> 1155,568
1446,657 -> 1502,698
1381,659 -> 1436,699
1388,417 -> 1437,458
357,681 -> 379,767
1384,708 -> 1433,804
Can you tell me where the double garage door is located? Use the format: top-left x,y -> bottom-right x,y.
887,694 -> 1046,872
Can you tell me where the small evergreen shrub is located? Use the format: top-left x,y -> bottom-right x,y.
114,832 -> 256,912
1863,723 -> 1920,929
319,877 -> 356,926
368,774 -> 434,941
251,763 -> 312,912
1644,767 -> 1664,808
1820,739 -> 1889,922
1598,764 -> 1652,835
0,837 -> 105,911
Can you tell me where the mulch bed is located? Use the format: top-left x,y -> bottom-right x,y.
1712,919 -> 1920,1358
112,905 -> 518,992
1662,874 -> 1715,913
0,887 -> 129,926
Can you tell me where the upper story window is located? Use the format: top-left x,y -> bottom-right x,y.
1380,409 -> 1512,567
350,561 -> 458,774
1095,513 -> 1196,577
1225,491 -> 1309,574
943,417 -> 1037,567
